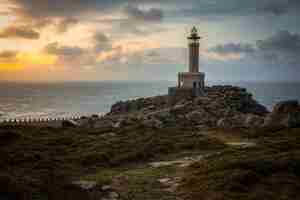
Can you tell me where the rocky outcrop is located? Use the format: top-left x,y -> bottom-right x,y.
84,85 -> 300,130
99,85 -> 270,129
109,96 -> 169,116
263,100 -> 300,128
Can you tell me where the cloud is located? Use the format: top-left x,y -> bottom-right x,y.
43,42 -> 96,68
0,50 -> 18,61
93,32 -> 112,52
209,43 -> 255,55
258,0 -> 300,15
96,39 -> 160,64
44,42 -> 85,56
0,25 -> 40,39
257,30 -> 300,52
57,18 -> 78,33
11,0 -> 126,18
256,30 -> 300,65
8,0 -> 300,25
164,0 -> 300,18
125,5 -> 163,22
206,30 -> 300,64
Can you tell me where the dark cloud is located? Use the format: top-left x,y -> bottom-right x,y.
44,42 -> 85,57
57,18 -> 78,33
209,43 -> 255,55
208,30 -> 300,67
11,0 -> 130,18
0,25 -> 40,39
93,32 -> 112,52
259,0 -> 300,15
44,42 -> 98,67
125,5 -> 163,22
167,0 -> 300,18
0,50 -> 18,62
257,30 -> 300,52
0,50 -> 18,59
9,0 -> 300,22
256,30 -> 300,65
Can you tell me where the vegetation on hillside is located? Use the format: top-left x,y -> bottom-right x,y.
0,124 -> 224,199
179,127 -> 300,200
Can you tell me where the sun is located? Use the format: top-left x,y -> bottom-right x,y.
0,52 -> 57,71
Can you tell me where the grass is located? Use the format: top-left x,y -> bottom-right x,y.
0,124 -> 225,199
179,127 -> 300,200
2,124 -> 300,200
82,165 -> 179,200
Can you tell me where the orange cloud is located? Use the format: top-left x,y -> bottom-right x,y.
200,50 -> 243,61
0,51 -> 57,71
97,39 -> 160,63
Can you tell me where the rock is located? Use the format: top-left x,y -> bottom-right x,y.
109,96 -> 169,115
243,114 -> 265,128
263,100 -> 300,128
94,119 -> 113,129
217,118 -> 232,128
108,191 -> 119,199
72,181 -> 97,190
142,118 -> 163,129
78,118 -> 91,127
62,120 -> 80,128
91,114 -> 100,118
272,100 -> 299,114
158,178 -> 171,184
185,109 -> 217,126
101,185 -> 112,191
281,113 -> 300,128
106,85 -> 271,129
170,103 -> 189,115
112,121 -> 121,128
241,101 -> 269,116
146,109 -> 176,125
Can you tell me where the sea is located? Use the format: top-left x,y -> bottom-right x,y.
0,81 -> 299,121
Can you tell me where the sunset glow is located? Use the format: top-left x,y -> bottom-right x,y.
0,0 -> 299,81
0,52 -> 57,71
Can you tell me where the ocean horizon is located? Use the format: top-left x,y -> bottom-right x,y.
1,80 -> 300,121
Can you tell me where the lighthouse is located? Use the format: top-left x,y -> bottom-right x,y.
188,27 -> 201,73
169,27 -> 205,98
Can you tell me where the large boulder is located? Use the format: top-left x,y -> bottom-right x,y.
142,118 -> 163,129
243,114 -> 265,128
263,100 -> 300,128
62,120 -> 80,128
217,118 -> 233,128
272,100 -> 299,114
185,109 -> 217,127
217,114 -> 255,128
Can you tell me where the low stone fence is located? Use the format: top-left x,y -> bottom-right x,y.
0,116 -> 83,128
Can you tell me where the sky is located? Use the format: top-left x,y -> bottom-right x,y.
0,0 -> 299,82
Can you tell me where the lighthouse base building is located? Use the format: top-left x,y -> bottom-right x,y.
169,27 -> 205,98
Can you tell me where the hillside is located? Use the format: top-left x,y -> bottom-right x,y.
0,85 -> 300,200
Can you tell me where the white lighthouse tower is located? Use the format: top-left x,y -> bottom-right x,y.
169,27 -> 205,97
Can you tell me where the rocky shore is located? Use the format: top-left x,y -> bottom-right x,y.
88,85 -> 300,130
